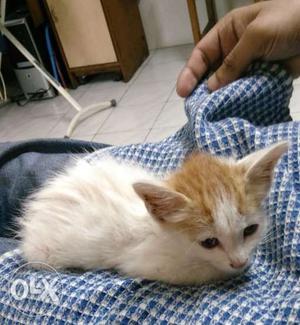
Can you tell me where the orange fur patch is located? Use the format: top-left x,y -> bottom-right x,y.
165,152 -> 249,235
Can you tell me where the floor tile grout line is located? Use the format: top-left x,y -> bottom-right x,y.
123,51 -> 155,87
146,84 -> 177,134
144,44 -> 193,66
144,101 -> 170,143
4,95 -> 78,138
70,93 -> 172,138
45,105 -> 76,137
51,52 -> 154,139
144,126 -> 155,142
142,49 -> 157,66
92,53 -> 155,136
92,128 -> 151,143
2,45 -> 194,141
144,83 -> 178,139
45,115 -> 67,138
92,128 -> 151,136
53,50 -> 178,137
145,58 -> 188,67
83,87 -> 129,137
144,126 -> 180,143
146,44 -> 193,61
46,87 -> 89,138
131,65 -> 186,86
143,129 -> 151,143
154,43 -> 193,51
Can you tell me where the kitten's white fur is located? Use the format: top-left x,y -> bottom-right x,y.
19,143 -> 288,285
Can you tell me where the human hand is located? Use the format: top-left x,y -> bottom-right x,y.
177,0 -> 300,96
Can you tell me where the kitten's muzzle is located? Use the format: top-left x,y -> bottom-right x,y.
230,259 -> 248,269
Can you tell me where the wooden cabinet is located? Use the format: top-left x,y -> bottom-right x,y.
45,0 -> 149,86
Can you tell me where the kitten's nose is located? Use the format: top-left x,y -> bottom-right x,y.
230,259 -> 248,269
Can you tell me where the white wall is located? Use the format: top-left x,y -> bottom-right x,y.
138,0 -> 252,50
214,0 -> 251,19
138,0 -> 193,50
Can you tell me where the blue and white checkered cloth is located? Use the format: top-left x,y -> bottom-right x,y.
0,62 -> 299,324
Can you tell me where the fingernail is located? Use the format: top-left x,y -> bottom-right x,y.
182,78 -> 198,97
207,74 -> 219,92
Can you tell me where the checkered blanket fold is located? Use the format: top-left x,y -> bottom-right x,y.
0,62 -> 299,324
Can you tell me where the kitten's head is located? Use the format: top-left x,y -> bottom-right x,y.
133,142 -> 288,277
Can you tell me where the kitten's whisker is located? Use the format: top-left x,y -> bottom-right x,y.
262,232 -> 273,239
261,227 -> 276,243
267,229 -> 276,234
261,230 -> 276,241
261,235 -> 276,245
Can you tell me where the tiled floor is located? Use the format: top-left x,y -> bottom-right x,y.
1,43 -> 300,144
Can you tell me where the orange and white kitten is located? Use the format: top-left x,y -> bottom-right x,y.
19,142 -> 288,285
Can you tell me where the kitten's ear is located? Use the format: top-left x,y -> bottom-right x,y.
238,142 -> 288,202
133,182 -> 189,223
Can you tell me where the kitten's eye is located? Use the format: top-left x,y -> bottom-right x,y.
200,238 -> 219,249
244,224 -> 259,237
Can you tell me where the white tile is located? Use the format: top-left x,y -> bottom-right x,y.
153,100 -> 187,128
71,134 -> 94,141
47,105 -> 114,138
78,82 -> 129,107
0,46 -> 189,142
93,129 -> 148,146
125,51 -> 154,84
293,77 -> 300,85
149,44 -> 193,65
47,134 -> 95,142
145,127 -> 179,143
0,112 -> 62,141
0,88 -> 96,140
119,80 -> 174,107
0,96 -> 69,119
0,102 -> 14,119
99,102 -> 163,133
291,112 -> 300,121
30,86 -> 89,116
134,60 -> 184,84
169,87 -> 185,101
17,97 -> 71,117
289,84 -> 300,116
0,86 -> 87,122
82,52 -> 152,93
